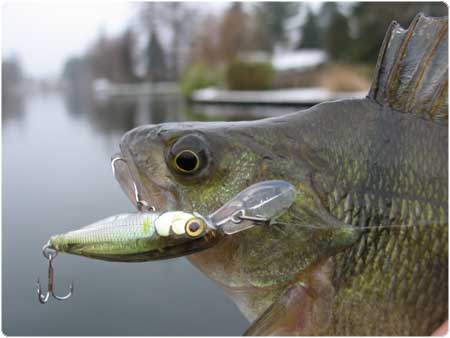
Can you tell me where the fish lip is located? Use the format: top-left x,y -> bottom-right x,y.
117,144 -> 179,211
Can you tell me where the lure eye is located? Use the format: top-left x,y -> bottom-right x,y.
185,218 -> 206,238
174,150 -> 200,173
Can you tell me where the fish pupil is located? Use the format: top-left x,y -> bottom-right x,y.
176,151 -> 198,171
189,222 -> 200,232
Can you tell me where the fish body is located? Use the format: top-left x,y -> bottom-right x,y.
116,97 -> 447,335
114,15 -> 447,335
52,15 -> 448,335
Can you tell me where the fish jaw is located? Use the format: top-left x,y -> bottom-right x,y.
48,213 -> 221,262
118,125 -> 180,211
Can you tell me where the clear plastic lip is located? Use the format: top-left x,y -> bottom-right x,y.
209,180 -> 296,235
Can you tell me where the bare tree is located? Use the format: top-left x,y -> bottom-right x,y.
86,28 -> 138,83
189,13 -> 223,66
253,2 -> 299,52
139,2 -> 198,80
146,30 -> 167,82
219,3 -> 251,62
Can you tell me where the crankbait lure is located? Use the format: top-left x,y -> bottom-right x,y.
36,179 -> 296,304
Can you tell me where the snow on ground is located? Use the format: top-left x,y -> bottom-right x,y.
192,87 -> 366,105
272,49 -> 328,71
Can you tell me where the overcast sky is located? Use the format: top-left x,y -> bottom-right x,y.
2,2 -> 232,79
2,2 -> 136,78
2,2 -> 316,79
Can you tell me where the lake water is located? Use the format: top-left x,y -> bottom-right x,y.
2,91 -> 303,336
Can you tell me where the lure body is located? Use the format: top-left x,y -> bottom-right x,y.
49,211 -> 218,261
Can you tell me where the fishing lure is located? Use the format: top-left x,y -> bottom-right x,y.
36,179 -> 296,304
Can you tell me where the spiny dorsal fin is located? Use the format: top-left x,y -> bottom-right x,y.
368,14 -> 448,124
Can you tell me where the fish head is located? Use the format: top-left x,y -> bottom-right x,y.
48,212 -> 221,262
115,113 -> 360,289
117,121 -> 278,214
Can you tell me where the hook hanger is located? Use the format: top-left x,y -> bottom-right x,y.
111,156 -> 155,212
36,244 -> 73,304
230,209 -> 271,225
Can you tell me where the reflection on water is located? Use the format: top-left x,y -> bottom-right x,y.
2,91 -> 26,125
88,94 -> 189,136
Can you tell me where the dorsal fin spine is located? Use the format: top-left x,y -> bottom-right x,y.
430,71 -> 448,120
367,13 -> 448,124
368,20 -> 399,100
385,15 -> 420,102
406,20 -> 448,113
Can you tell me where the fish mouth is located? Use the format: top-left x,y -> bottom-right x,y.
112,146 -> 179,212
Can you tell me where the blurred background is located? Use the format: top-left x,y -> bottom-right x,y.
2,1 -> 447,336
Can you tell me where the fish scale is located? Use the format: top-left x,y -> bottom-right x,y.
331,227 -> 447,334
329,186 -> 446,335
288,88 -> 447,334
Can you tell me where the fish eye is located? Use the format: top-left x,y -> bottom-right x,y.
185,218 -> 206,238
174,150 -> 199,173
167,134 -> 209,177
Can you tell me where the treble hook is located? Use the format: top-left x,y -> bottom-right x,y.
111,156 -> 156,212
36,244 -> 73,304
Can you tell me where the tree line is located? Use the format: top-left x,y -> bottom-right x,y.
63,2 -> 447,85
